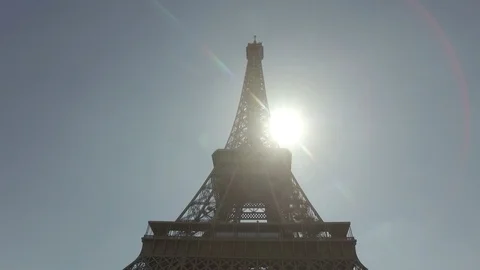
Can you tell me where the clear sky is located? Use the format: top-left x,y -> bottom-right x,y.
0,0 -> 478,269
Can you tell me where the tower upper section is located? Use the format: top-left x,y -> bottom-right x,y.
224,37 -> 277,149
246,36 -> 264,60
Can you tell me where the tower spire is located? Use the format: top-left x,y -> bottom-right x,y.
224,37 -> 277,149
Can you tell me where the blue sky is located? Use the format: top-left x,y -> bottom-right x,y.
0,0 -> 478,269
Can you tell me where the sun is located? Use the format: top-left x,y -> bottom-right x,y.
269,108 -> 304,147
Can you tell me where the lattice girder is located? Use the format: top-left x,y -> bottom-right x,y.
125,257 -> 367,270
225,39 -> 277,149
176,148 -> 322,223
176,172 -> 217,222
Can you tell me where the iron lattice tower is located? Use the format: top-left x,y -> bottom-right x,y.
123,37 -> 367,270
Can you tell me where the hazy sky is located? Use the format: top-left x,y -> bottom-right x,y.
0,0 -> 479,269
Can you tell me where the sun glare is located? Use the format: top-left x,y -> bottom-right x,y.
269,108 -> 304,147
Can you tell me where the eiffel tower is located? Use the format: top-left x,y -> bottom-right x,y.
123,37 -> 367,270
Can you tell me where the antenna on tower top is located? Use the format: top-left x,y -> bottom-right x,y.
253,35 -> 257,43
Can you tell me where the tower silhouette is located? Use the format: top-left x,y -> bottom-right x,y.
123,38 -> 367,270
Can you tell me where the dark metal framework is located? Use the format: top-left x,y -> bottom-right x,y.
123,37 -> 367,270
224,36 -> 277,150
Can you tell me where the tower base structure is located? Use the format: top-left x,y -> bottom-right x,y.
125,222 -> 367,270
